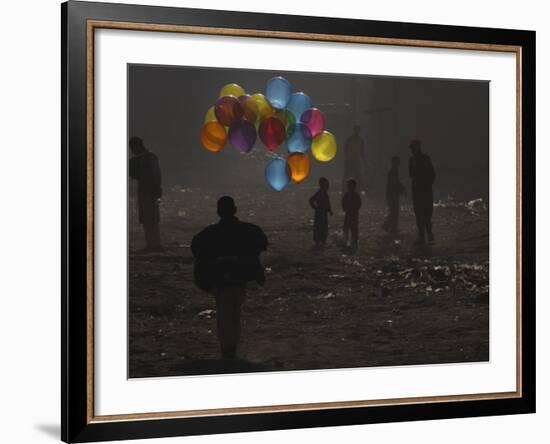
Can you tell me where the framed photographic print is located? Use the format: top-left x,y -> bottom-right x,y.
61,1 -> 536,442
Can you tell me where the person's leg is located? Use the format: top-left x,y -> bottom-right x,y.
343,223 -> 349,246
382,200 -> 390,232
426,198 -> 434,241
143,223 -> 152,249
382,213 -> 389,232
394,200 -> 400,231
215,287 -> 245,359
388,200 -> 398,232
321,215 -> 329,245
140,197 -> 162,250
419,209 -> 428,242
144,223 -> 162,250
351,217 -> 359,247
413,196 -> 425,243
231,286 -> 246,353
215,290 -> 235,359
313,214 -> 321,245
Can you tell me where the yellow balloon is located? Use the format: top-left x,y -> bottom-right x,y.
273,109 -> 296,131
250,93 -> 273,120
204,106 -> 217,123
311,131 -> 337,162
219,83 -> 245,98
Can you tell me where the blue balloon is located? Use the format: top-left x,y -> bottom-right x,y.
287,123 -> 312,153
286,92 -> 312,120
265,77 -> 292,110
265,158 -> 290,191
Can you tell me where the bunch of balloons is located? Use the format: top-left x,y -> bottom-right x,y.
200,77 -> 338,191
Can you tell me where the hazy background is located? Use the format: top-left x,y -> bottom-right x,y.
128,64 -> 488,200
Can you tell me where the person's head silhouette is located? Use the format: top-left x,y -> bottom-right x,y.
319,177 -> 329,191
346,178 -> 357,192
409,139 -> 422,156
129,137 -> 147,155
217,196 -> 237,219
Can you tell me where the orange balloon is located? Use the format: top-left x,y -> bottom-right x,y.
200,121 -> 227,152
287,152 -> 311,183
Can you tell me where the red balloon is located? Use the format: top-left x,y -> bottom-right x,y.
259,117 -> 286,150
215,95 -> 244,126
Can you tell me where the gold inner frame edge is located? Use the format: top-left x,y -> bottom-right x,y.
85,19 -> 523,423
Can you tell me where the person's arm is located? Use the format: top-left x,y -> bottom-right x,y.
357,194 -> 362,210
247,225 -> 268,253
190,233 -> 201,258
129,157 -> 137,179
258,229 -> 268,252
309,192 -> 318,209
151,154 -> 162,198
328,197 -> 333,216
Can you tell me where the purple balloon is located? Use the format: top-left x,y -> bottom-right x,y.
228,119 -> 257,152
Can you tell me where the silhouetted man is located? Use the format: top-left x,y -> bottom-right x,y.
408,140 -> 436,244
191,197 -> 268,359
129,137 -> 163,252
383,156 -> 406,233
342,179 -> 362,249
343,125 -> 367,191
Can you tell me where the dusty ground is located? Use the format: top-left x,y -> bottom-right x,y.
128,184 -> 489,378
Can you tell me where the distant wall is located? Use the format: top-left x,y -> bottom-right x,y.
129,64 -> 488,201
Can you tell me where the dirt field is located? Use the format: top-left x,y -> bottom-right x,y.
128,184 -> 489,378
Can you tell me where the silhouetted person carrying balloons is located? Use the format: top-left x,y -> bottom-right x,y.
342,179 -> 362,249
129,137 -> 163,252
383,156 -> 406,233
409,140 -> 436,245
191,197 -> 268,360
343,125 -> 367,191
309,177 -> 333,247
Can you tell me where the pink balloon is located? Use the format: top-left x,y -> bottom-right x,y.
300,108 -> 325,138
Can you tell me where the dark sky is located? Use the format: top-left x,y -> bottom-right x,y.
128,64 -> 488,199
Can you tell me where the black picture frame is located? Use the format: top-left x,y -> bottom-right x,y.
61,1 -> 536,442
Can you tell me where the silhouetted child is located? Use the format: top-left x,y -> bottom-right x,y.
309,177 -> 333,246
383,156 -> 406,233
342,179 -> 362,248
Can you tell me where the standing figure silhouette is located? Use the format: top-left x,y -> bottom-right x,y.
408,140 -> 436,245
342,178 -> 362,249
309,177 -> 333,247
129,137 -> 163,252
191,197 -> 268,360
343,125 -> 367,191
